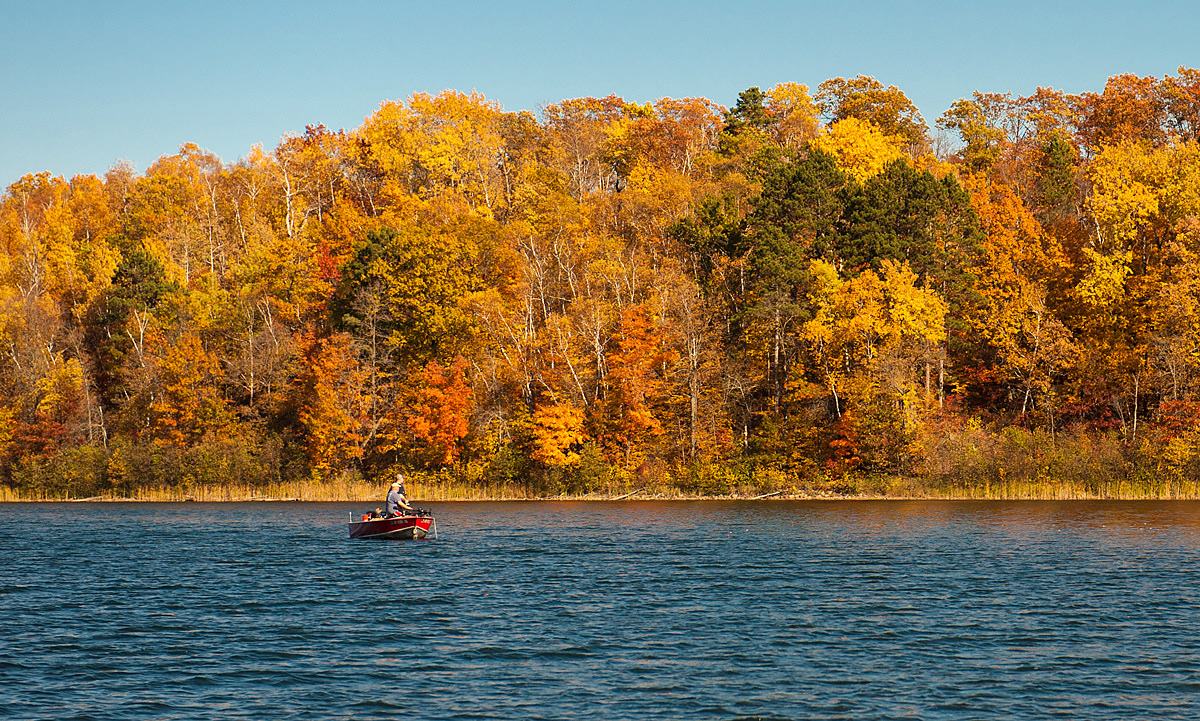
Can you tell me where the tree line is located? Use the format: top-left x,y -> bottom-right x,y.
4,70 -> 1200,497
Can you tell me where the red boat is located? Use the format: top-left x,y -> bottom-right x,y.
349,511 -> 436,540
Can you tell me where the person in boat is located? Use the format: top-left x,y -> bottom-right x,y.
385,475 -> 413,518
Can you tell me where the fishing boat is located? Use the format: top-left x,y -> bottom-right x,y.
348,509 -> 436,540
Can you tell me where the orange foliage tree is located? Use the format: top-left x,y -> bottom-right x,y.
150,332 -> 232,446
296,332 -> 370,476
599,305 -> 678,465
408,356 -> 474,467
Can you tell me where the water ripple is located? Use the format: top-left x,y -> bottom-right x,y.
3,500 -> 1200,719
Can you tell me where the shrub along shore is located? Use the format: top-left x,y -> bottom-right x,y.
4,424 -> 1197,502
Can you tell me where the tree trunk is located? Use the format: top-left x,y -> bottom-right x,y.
773,305 -> 782,413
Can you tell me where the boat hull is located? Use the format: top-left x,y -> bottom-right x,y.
349,515 -> 434,540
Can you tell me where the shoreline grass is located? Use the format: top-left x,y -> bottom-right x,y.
4,477 -> 1200,502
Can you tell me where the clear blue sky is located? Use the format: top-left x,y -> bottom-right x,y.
2,0 -> 1196,185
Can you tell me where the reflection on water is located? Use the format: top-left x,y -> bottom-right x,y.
3,500 -> 1200,719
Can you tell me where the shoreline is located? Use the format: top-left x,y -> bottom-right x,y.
7,475 -> 1199,504
6,492 -> 1200,503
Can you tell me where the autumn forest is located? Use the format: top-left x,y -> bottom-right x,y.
5,71 -> 1200,499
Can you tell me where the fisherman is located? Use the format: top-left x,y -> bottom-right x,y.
385,473 -> 413,517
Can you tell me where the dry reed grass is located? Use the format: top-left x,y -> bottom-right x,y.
4,477 -> 1200,502
0,478 -> 546,502
918,479 -> 1200,500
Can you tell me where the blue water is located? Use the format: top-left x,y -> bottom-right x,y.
3,500 -> 1200,720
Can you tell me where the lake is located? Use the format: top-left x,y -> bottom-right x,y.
3,500 -> 1199,719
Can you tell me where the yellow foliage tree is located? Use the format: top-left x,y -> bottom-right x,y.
1150,238 -> 1200,402
1077,248 -> 1133,310
990,281 -> 1076,418
810,118 -> 908,182
805,259 -> 947,415
1087,140 -> 1200,267
766,82 -> 820,149
530,402 -> 586,466
359,90 -> 508,217
0,406 -> 13,461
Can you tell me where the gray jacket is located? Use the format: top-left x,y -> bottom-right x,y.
385,489 -> 406,516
